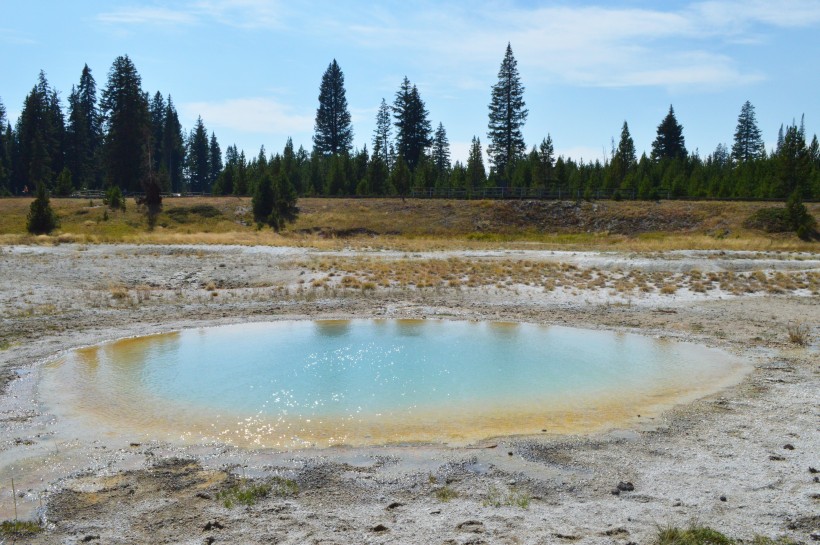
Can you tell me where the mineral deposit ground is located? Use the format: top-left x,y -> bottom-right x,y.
0,242 -> 817,544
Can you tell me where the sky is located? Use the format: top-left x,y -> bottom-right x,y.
2,0 -> 819,165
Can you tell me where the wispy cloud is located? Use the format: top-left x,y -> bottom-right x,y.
180,97 -> 313,136
97,0 -> 286,29
96,6 -> 198,26
335,1 -> 820,90
0,27 -> 37,45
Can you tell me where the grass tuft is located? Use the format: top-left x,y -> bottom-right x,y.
655,525 -> 734,545
786,322 -> 810,346
216,476 -> 298,508
0,520 -> 42,536
483,485 -> 530,509
434,486 -> 459,502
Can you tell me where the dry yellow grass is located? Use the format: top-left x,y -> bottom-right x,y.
1,197 -> 818,252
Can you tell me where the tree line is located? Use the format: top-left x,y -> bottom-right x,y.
0,56 -> 222,200
2,46 -> 819,206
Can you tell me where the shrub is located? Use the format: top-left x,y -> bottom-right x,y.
104,186 -> 126,211
26,183 -> 59,234
743,207 -> 791,233
434,486 -> 459,502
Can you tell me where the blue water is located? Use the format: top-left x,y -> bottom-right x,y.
45,320 -> 743,446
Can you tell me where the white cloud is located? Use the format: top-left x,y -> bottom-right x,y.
97,0 -> 286,29
0,27 -> 37,45
96,6 -> 198,26
336,1 -> 819,90
180,97 -> 313,135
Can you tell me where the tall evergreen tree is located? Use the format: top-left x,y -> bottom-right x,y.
731,100 -> 765,163
776,122 -> 811,197
209,132 -> 222,187
610,121 -> 637,187
431,122 -> 451,176
66,65 -> 101,189
100,55 -> 150,192
537,135 -> 555,188
149,91 -> 166,173
313,59 -> 353,156
651,105 -> 687,161
161,96 -> 185,192
372,98 -> 392,169
465,136 -> 487,191
0,98 -> 8,192
186,116 -> 210,193
15,72 -> 64,190
487,43 -> 528,182
393,77 -> 432,171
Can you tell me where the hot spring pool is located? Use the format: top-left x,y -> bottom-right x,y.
41,320 -> 747,448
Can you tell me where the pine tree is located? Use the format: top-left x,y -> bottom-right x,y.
487,43 -> 528,183
100,55 -> 150,192
366,140 -> 389,195
651,105 -> 687,161
372,98 -> 392,170
393,77 -> 432,171
431,122 -> 451,176
209,132 -> 222,187
537,135 -> 555,188
731,101 -> 764,163
186,116 -> 210,193
26,181 -> 59,234
465,136 -> 487,191
389,157 -> 411,199
149,91 -> 166,174
610,121 -> 636,187
313,59 -> 353,156
161,96 -> 185,192
15,72 -> 64,189
66,65 -> 101,189
252,172 -> 275,225
0,98 -> 8,192
776,122 -> 811,197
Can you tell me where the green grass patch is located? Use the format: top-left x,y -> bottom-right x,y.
0,339 -> 10,351
216,476 -> 298,508
0,520 -> 42,536
655,525 -> 734,545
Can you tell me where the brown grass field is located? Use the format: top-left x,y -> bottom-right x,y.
0,196 -> 817,251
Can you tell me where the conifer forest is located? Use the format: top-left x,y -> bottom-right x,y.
1,47 -> 818,205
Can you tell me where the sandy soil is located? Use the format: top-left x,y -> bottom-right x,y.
0,243 -> 817,544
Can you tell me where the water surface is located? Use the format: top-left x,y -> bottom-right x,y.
42,320 -> 746,447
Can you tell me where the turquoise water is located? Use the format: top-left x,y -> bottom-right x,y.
43,320 -> 745,447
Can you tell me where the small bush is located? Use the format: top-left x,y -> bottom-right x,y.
744,207 -> 791,233
104,186 -> 126,211
26,183 -> 59,234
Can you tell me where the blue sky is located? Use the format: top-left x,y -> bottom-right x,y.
2,0 -> 819,164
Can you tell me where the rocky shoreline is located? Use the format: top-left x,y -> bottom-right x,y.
0,243 -> 817,544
